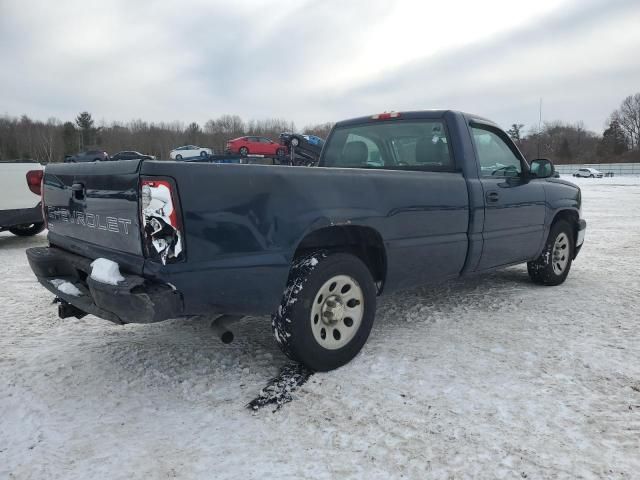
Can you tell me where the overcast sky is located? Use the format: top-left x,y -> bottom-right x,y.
1,0 -> 639,133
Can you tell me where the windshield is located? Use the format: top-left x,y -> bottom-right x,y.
321,120 -> 453,171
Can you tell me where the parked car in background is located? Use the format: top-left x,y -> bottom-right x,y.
226,136 -> 286,157
573,168 -> 603,178
65,150 -> 109,162
169,145 -> 213,160
279,132 -> 325,165
0,161 -> 44,236
110,151 -> 155,161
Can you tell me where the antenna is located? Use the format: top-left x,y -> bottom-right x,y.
537,98 -> 542,158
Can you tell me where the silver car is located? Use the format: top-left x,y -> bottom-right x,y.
573,168 -> 603,178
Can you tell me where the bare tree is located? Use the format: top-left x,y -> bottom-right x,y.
611,94 -> 640,150
35,118 -> 62,163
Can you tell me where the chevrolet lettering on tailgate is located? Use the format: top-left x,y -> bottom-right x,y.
47,207 -> 132,234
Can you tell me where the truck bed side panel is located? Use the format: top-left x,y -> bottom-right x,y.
141,161 -> 469,316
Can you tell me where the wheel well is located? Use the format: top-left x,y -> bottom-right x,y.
552,209 -> 579,240
294,225 -> 387,291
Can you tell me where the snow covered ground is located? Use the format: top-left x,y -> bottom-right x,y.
1,177 -> 639,479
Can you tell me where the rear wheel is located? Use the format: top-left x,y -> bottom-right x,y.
527,220 -> 574,286
272,251 -> 377,371
9,222 -> 45,237
239,147 -> 248,156
276,148 -> 285,157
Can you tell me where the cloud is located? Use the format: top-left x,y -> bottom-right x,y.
330,0 -> 640,131
0,0 -> 639,132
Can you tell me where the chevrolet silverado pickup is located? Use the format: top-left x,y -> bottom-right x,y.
26,110 -> 586,371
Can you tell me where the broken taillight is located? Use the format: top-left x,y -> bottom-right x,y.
26,169 -> 43,196
140,178 -> 184,264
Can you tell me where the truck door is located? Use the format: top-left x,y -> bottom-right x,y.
471,124 -> 546,270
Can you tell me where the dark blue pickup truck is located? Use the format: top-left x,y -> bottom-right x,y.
27,110 -> 586,371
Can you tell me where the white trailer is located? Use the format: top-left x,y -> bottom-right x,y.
0,161 -> 45,236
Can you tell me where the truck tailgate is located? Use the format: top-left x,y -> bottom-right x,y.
44,160 -> 143,259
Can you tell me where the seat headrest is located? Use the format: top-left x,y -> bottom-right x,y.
342,141 -> 368,166
415,136 -> 448,165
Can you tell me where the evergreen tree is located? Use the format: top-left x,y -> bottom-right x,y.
599,119 -> 628,156
75,111 -> 94,149
62,122 -> 78,155
507,123 -> 524,143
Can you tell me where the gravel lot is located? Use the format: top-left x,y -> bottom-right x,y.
1,177 -> 639,479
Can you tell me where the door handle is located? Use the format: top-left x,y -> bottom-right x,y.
486,191 -> 499,203
71,182 -> 85,200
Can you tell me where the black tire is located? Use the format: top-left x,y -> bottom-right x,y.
590,174 -> 594,178
272,251 -> 377,371
239,147 -> 249,156
200,150 -> 208,157
9,222 -> 45,237
93,158 -> 101,162
276,148 -> 285,157
175,154 -> 183,161
527,220 -> 574,286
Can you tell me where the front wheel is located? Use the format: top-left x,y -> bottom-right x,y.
276,148 -> 285,157
527,220 -> 574,285
175,154 -> 183,161
9,222 -> 45,237
200,150 -> 208,157
272,251 -> 377,371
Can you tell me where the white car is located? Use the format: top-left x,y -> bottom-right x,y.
573,168 -> 603,178
169,145 -> 213,160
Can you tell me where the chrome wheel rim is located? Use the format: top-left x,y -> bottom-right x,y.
552,232 -> 570,275
310,274 -> 364,350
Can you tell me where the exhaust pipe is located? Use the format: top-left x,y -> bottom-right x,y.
57,299 -> 88,319
210,314 -> 243,344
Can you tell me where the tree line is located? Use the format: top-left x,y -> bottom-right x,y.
506,93 -> 639,164
0,93 -> 638,164
0,112 -> 333,163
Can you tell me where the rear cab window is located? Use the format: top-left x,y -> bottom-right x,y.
321,119 -> 454,171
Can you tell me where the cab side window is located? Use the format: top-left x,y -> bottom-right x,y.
472,126 -> 523,177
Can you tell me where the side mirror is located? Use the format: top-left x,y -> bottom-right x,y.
529,158 -> 555,178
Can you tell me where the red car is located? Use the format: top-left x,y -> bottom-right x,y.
226,136 -> 287,157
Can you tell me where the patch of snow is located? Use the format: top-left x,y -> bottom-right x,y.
1,178 -> 640,478
90,258 -> 124,285
49,279 -> 82,296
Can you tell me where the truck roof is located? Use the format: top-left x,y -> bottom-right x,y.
334,110 -> 497,128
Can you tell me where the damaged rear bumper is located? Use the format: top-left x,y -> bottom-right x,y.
26,246 -> 183,324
